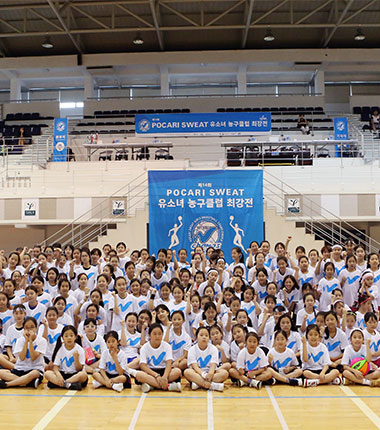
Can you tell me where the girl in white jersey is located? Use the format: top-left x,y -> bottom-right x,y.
355,244 -> 367,273
184,326 -> 228,391
38,307 -> 63,369
339,254 -> 361,307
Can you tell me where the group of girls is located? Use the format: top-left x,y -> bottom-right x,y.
0,238 -> 380,392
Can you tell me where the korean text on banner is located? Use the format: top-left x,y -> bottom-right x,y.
148,170 -> 264,258
53,118 -> 68,162
136,112 -> 271,137
333,117 -> 349,140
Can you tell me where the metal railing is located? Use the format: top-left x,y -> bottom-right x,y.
263,169 -> 380,252
40,171 -> 149,248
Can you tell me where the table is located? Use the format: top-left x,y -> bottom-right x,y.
83,142 -> 173,161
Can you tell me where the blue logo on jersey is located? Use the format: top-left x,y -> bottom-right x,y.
246,357 -> 261,371
64,303 -> 73,312
60,356 -> 75,368
287,341 -> 296,350
374,274 -> 380,284
119,302 -> 133,313
335,266 -> 345,276
1,316 -> 11,325
33,312 -> 42,322
170,306 -> 185,315
107,361 -> 116,372
301,277 -> 313,285
327,341 -> 341,352
243,305 -> 255,315
127,337 -> 141,347
170,340 -> 186,351
88,272 -> 95,279
48,333 -> 61,344
325,283 -> 339,293
258,291 -> 267,300
358,318 -> 366,329
197,354 -> 212,368
273,357 -> 292,369
370,339 -> 380,352
307,317 -> 316,325
147,352 -> 166,367
308,351 -> 324,363
40,299 -> 49,305
138,300 -> 147,308
347,276 -> 360,285
26,344 -> 37,359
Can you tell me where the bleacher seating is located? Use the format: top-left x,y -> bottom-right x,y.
353,106 -> 380,129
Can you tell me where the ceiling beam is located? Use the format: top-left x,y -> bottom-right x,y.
149,0 -> 164,50
116,4 -> 154,27
0,16 -> 21,33
46,0 -> 83,53
251,0 -> 289,25
295,0 -> 333,25
160,2 -> 199,27
71,5 -> 110,30
342,0 -> 377,24
323,0 -> 355,47
241,0 -> 255,49
28,7 -> 64,31
206,0 -> 245,27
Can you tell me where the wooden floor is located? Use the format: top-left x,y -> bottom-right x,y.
2,379 -> 380,429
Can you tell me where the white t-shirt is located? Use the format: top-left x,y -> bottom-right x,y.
14,335 -> 47,373
318,278 -> 340,311
118,330 -> 141,359
187,343 -> 219,372
99,348 -> 128,375
198,281 -> 222,297
168,327 -> 191,361
341,344 -> 366,366
53,344 -> 85,373
24,302 -> 47,326
0,310 -> 14,335
241,301 -> 259,331
81,333 -> 107,357
236,346 -> 268,372
301,342 -> 331,370
37,324 -> 64,360
269,347 -> 298,374
4,323 -> 24,351
140,341 -> 172,369
150,273 -> 170,290
111,294 -> 136,331
364,329 -> 380,360
339,269 -> 361,307
322,328 -> 348,359
296,308 -> 317,329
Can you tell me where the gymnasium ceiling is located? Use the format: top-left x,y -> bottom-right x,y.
0,0 -> 380,57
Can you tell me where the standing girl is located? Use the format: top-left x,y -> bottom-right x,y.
339,254 -> 361,308
317,262 -> 340,311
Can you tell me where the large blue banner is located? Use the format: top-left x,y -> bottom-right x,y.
136,112 -> 271,137
333,117 -> 348,140
53,118 -> 68,162
148,170 -> 263,257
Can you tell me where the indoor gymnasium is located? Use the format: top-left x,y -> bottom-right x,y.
2,1 -> 380,429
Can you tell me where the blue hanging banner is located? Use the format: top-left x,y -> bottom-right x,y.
333,117 -> 349,140
136,112 -> 271,137
53,118 -> 68,162
148,170 -> 264,257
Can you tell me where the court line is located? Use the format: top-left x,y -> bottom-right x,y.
265,387 -> 289,430
128,393 -> 146,430
32,390 -> 76,430
340,386 -> 380,429
4,392 -> 380,400
207,390 -> 214,430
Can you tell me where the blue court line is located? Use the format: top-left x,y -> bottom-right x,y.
1,392 -> 380,400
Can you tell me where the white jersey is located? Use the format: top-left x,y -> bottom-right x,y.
150,273 -> 169,290
236,346 -> 268,372
140,341 -> 172,369
251,280 -> 268,302
53,344 -> 85,373
301,342 -> 331,370
37,323 -> 64,360
198,281 -> 222,297
187,343 -> 219,372
339,269 -> 361,307
318,278 -> 340,311
274,268 -> 295,289
269,347 -> 298,374
341,344 -> 366,366
81,333 -> 107,356
14,335 -> 47,373
322,328 -> 348,359
298,268 -> 315,287
24,302 -> 47,326
111,294 -> 136,332
241,301 -> 259,331
364,329 -> 380,360
296,308 -> 317,330
99,348 -> 128,375
4,323 -> 24,351
0,309 -> 14,335
118,330 -> 141,359
215,340 -> 230,365
168,327 -> 192,361
248,266 -> 273,284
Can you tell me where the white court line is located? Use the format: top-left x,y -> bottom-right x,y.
340,386 -> 380,428
265,386 -> 289,430
128,393 -> 147,430
207,390 -> 214,430
32,390 -> 76,430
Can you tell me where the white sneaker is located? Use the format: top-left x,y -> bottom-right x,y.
210,382 -> 224,392
303,378 -> 319,388
191,382 -> 199,390
249,379 -> 262,390
331,376 -> 342,385
112,383 -> 124,393
141,383 -> 152,393
237,380 -> 247,387
168,382 -> 181,392
92,380 -> 102,389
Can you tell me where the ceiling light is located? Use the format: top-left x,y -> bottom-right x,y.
354,28 -> 365,41
42,36 -> 54,49
133,33 -> 144,45
264,29 -> 275,42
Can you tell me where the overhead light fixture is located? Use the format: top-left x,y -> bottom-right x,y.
42,36 -> 54,49
264,29 -> 275,42
354,28 -> 365,41
133,33 -> 144,45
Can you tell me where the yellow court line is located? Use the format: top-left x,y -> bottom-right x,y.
32,390 -> 77,430
340,386 -> 380,429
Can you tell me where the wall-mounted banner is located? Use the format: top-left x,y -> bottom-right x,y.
22,198 -> 39,220
148,170 -> 263,257
53,118 -> 68,162
112,200 -> 125,216
136,112 -> 271,137
333,117 -> 349,140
